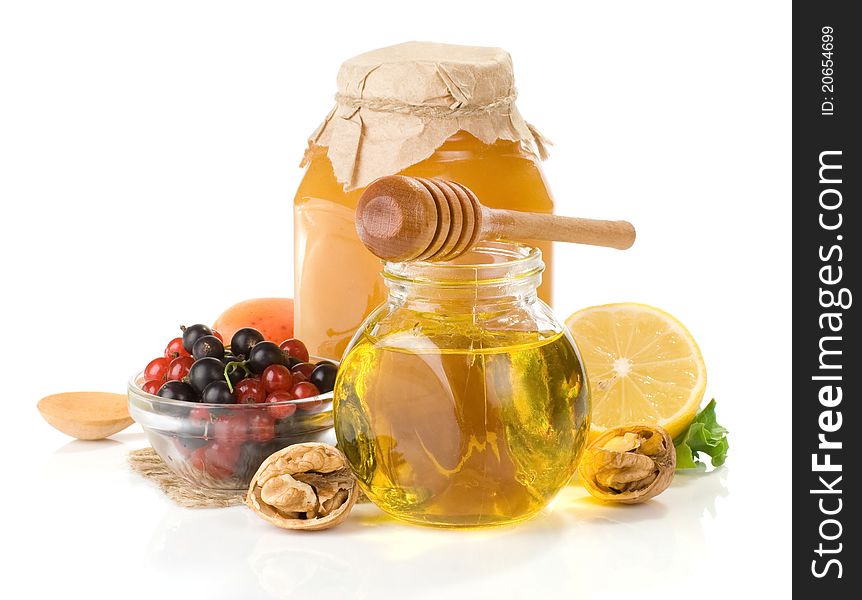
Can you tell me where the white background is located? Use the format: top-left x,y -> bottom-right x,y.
0,1 -> 791,598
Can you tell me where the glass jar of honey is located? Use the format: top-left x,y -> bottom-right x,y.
294,42 -> 555,359
333,242 -> 590,528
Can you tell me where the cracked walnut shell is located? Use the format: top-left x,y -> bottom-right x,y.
578,425 -> 676,504
246,443 -> 359,531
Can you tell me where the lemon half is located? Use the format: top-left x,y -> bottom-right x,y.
566,303 -> 706,439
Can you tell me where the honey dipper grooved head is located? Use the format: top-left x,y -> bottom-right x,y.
355,175 -> 441,262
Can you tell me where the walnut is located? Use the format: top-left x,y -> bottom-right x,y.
578,425 -> 675,504
246,443 -> 359,530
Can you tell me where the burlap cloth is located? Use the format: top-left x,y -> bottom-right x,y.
128,447 -> 245,508
129,447 -> 368,509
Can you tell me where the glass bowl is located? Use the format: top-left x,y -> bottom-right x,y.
128,359 -> 336,491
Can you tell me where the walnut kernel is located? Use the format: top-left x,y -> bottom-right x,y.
246,443 -> 359,530
578,425 -> 676,504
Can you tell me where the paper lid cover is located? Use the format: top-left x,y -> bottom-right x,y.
303,41 -> 549,191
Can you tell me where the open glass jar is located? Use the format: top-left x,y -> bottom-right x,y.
333,242 -> 590,528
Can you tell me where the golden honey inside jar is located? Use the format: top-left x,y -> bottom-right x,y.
333,242 -> 590,528
294,42 -> 555,360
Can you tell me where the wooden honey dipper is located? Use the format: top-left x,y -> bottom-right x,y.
355,175 -> 636,262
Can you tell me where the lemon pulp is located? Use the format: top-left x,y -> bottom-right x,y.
566,302 -> 706,439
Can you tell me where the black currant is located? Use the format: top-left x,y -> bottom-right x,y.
309,362 -> 338,394
201,380 -> 235,404
230,327 -> 264,358
192,335 -> 225,360
157,380 -> 198,402
225,363 -> 247,387
188,357 -> 226,394
181,323 -> 213,353
248,341 -> 286,373
287,356 -> 303,368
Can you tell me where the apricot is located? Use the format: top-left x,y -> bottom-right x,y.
213,298 -> 294,346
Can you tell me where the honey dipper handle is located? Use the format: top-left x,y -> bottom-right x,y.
483,208 -> 636,250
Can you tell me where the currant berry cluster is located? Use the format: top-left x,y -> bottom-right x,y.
141,324 -> 338,408
140,324 -> 338,483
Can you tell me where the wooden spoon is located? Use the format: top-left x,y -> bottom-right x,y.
355,175 -> 636,262
38,392 -> 133,440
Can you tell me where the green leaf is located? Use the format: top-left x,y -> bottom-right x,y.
674,399 -> 729,469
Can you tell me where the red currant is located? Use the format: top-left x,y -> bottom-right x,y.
166,356 -> 194,381
213,413 -> 248,441
165,337 -> 190,359
190,442 -> 239,480
248,413 -> 276,442
266,391 -> 297,419
291,362 -> 316,379
189,406 -> 210,421
292,382 -> 321,411
189,446 -> 206,470
292,382 -> 320,398
279,338 -> 309,363
141,380 -> 162,395
261,364 -> 293,393
234,378 -> 265,404
144,357 -> 171,382
206,442 -> 241,479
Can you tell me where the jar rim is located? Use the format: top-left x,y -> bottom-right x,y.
383,241 -> 544,287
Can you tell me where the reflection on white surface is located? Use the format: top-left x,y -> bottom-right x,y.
133,461 -> 731,598
250,544 -> 361,598
551,469 -> 730,586
245,471 -> 726,598
53,438 -> 122,454
238,506 -> 572,598
28,428 -> 732,599
52,431 -> 147,454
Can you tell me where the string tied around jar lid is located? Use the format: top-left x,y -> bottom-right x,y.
333,91 -> 519,119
